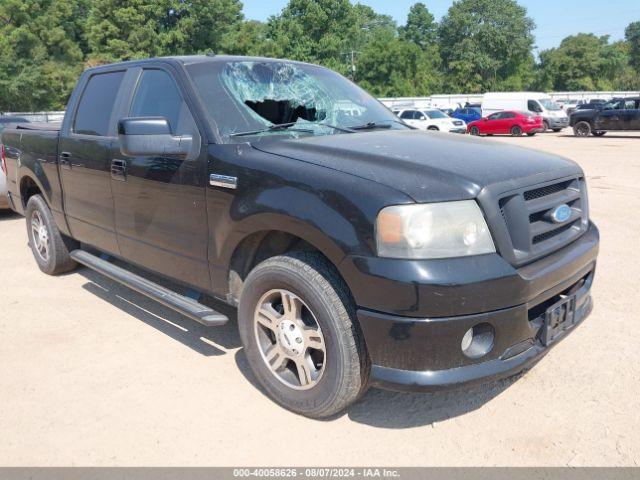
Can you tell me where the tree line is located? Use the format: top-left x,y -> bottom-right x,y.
1,0 -> 639,112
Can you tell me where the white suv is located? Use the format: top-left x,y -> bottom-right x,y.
395,109 -> 466,133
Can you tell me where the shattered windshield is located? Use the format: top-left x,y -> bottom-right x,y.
187,60 -> 408,142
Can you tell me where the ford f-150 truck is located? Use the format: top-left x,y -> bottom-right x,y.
1,56 -> 599,418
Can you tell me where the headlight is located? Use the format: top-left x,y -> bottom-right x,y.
376,201 -> 495,259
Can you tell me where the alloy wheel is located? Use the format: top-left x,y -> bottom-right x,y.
30,210 -> 50,262
253,289 -> 326,390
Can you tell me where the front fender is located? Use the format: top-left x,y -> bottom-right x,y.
206,143 -> 413,297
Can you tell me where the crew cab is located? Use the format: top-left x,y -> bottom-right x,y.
571,97 -> 640,136
1,56 -> 599,418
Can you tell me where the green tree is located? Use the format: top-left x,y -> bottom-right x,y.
438,0 -> 535,92
0,0 -> 88,111
399,2 -> 437,50
535,34 -> 627,91
625,21 -> 640,73
357,28 -> 439,97
85,0 -> 243,62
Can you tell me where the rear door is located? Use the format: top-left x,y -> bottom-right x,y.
58,70 -> 126,254
620,99 -> 639,130
111,66 -> 211,290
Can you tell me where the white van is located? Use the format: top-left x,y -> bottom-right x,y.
482,92 -> 569,131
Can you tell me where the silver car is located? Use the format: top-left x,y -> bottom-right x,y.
0,117 -> 29,209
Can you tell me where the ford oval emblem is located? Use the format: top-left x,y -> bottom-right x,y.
550,204 -> 572,223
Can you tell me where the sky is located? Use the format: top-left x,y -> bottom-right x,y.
242,0 -> 640,52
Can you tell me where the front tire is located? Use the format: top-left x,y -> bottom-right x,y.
238,252 -> 370,418
25,195 -> 78,275
543,120 -> 549,131
574,121 -> 592,137
469,126 -> 480,136
427,126 -> 439,131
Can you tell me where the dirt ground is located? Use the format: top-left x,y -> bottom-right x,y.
0,131 -> 639,467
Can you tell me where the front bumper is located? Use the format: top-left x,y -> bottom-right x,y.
341,222 -> 599,392
545,117 -> 569,129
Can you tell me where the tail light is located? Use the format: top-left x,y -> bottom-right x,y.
1,144 -> 6,175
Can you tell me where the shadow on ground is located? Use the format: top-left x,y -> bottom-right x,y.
0,210 -> 20,221
78,267 -> 241,356
78,263 -> 522,429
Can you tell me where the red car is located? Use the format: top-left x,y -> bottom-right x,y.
467,111 -> 544,136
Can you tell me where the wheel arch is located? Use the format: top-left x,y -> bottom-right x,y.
224,224 -> 354,307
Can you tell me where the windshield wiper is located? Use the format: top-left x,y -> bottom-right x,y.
313,122 -> 356,133
348,120 -> 407,131
229,122 -> 313,137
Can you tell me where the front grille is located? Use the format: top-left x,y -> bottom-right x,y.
523,181 -> 571,201
495,176 -> 588,266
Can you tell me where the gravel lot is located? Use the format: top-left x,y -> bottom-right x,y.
0,131 -> 638,466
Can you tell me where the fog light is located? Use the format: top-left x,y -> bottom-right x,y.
461,323 -> 495,359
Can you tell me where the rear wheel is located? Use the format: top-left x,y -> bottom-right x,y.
25,195 -> 78,275
574,121 -> 591,137
510,125 -> 523,136
469,126 -> 480,136
238,252 -> 370,418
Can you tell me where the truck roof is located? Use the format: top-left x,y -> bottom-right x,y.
85,55 -> 321,73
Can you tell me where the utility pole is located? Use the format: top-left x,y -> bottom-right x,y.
341,50 -> 361,80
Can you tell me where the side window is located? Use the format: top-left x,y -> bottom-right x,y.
624,100 -> 636,110
399,110 -> 414,120
527,100 -> 543,113
488,113 -> 501,120
130,69 -> 196,135
503,112 -> 515,119
74,71 -> 125,136
416,111 -> 426,120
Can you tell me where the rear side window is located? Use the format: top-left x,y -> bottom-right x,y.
503,112 -> 516,119
74,71 -> 125,136
399,110 -> 414,119
130,69 -> 196,135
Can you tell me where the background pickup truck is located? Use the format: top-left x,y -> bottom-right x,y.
1,55 -> 599,418
571,97 -> 640,136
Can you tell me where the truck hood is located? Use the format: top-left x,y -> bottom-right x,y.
252,130 -> 581,202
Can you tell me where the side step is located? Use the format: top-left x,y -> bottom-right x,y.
70,250 -> 228,326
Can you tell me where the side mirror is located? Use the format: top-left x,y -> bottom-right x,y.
118,117 -> 193,157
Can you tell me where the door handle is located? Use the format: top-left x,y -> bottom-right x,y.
111,159 -> 127,180
59,151 -> 71,169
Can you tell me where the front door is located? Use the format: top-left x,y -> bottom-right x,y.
58,70 -> 126,254
111,67 -> 211,290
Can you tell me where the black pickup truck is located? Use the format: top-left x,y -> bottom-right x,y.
1,56 -> 599,418
571,97 -> 640,136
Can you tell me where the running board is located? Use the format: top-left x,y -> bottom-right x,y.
70,250 -> 228,326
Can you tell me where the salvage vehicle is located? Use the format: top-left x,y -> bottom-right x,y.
571,97 -> 640,137
396,108 -> 467,133
467,111 -> 544,136
1,116 -> 29,209
1,56 -> 599,418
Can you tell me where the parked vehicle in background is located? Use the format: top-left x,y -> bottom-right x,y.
396,108 -> 466,133
1,55 -> 599,418
557,99 -> 580,115
575,99 -> 608,111
482,92 -> 568,132
571,97 -> 640,137
451,106 -> 482,124
1,116 -> 29,209
468,111 -> 544,137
